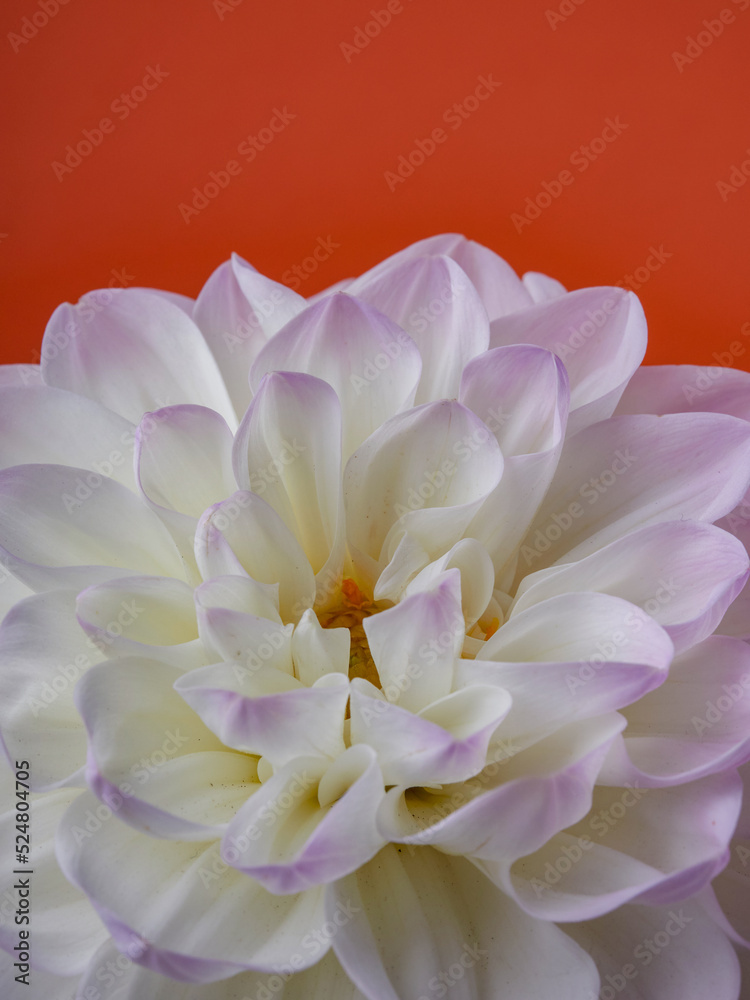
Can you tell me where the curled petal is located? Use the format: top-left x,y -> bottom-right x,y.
364,570 -> 464,713
222,746 -> 386,894
490,286 -> 646,435
56,791 -> 328,981
194,492 -> 315,623
174,664 -> 348,765
350,681 -> 511,786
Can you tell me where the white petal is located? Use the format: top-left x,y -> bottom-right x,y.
223,746 -> 385,894
343,400 -> 503,580
0,385 -> 135,490
563,897 -> 741,1000
0,464 -> 186,591
195,606 -> 293,675
136,404 -> 236,518
518,412 -> 750,576
512,521 -> 749,653
402,537 -> 495,630
458,594 -> 672,746
0,591 -> 103,789
174,665 -> 348,765
76,657 -> 248,839
601,636 -> 750,785
459,345 -> 569,579
0,364 -> 42,387
522,270 -> 567,303
249,293 -> 422,458
292,609 -> 351,685
348,254 -> 490,403
57,790 -> 328,979
329,846 -> 599,1000
378,714 -> 624,861
350,682 -> 511,786
616,363 -> 750,421
195,493 -> 315,623
75,944 -> 367,999
233,373 -> 344,580
505,771 -> 741,921
490,287 -> 646,435
76,575 -> 205,669
193,254 -> 307,419
364,571 -> 464,713
351,233 -> 532,319
0,565 -> 32,621
41,289 -> 236,427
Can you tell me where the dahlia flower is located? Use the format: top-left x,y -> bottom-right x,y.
1,233 -> 749,999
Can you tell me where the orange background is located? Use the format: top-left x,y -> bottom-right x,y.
1,0 -> 749,370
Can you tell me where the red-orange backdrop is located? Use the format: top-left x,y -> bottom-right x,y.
2,0 -> 749,370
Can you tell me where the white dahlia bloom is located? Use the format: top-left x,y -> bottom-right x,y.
1,233 -> 750,999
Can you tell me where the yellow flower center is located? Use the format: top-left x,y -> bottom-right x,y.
319,578 -> 383,686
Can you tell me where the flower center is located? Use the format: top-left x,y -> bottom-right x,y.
319,578 -> 382,686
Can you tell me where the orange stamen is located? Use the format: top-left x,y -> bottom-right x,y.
341,578 -> 367,609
